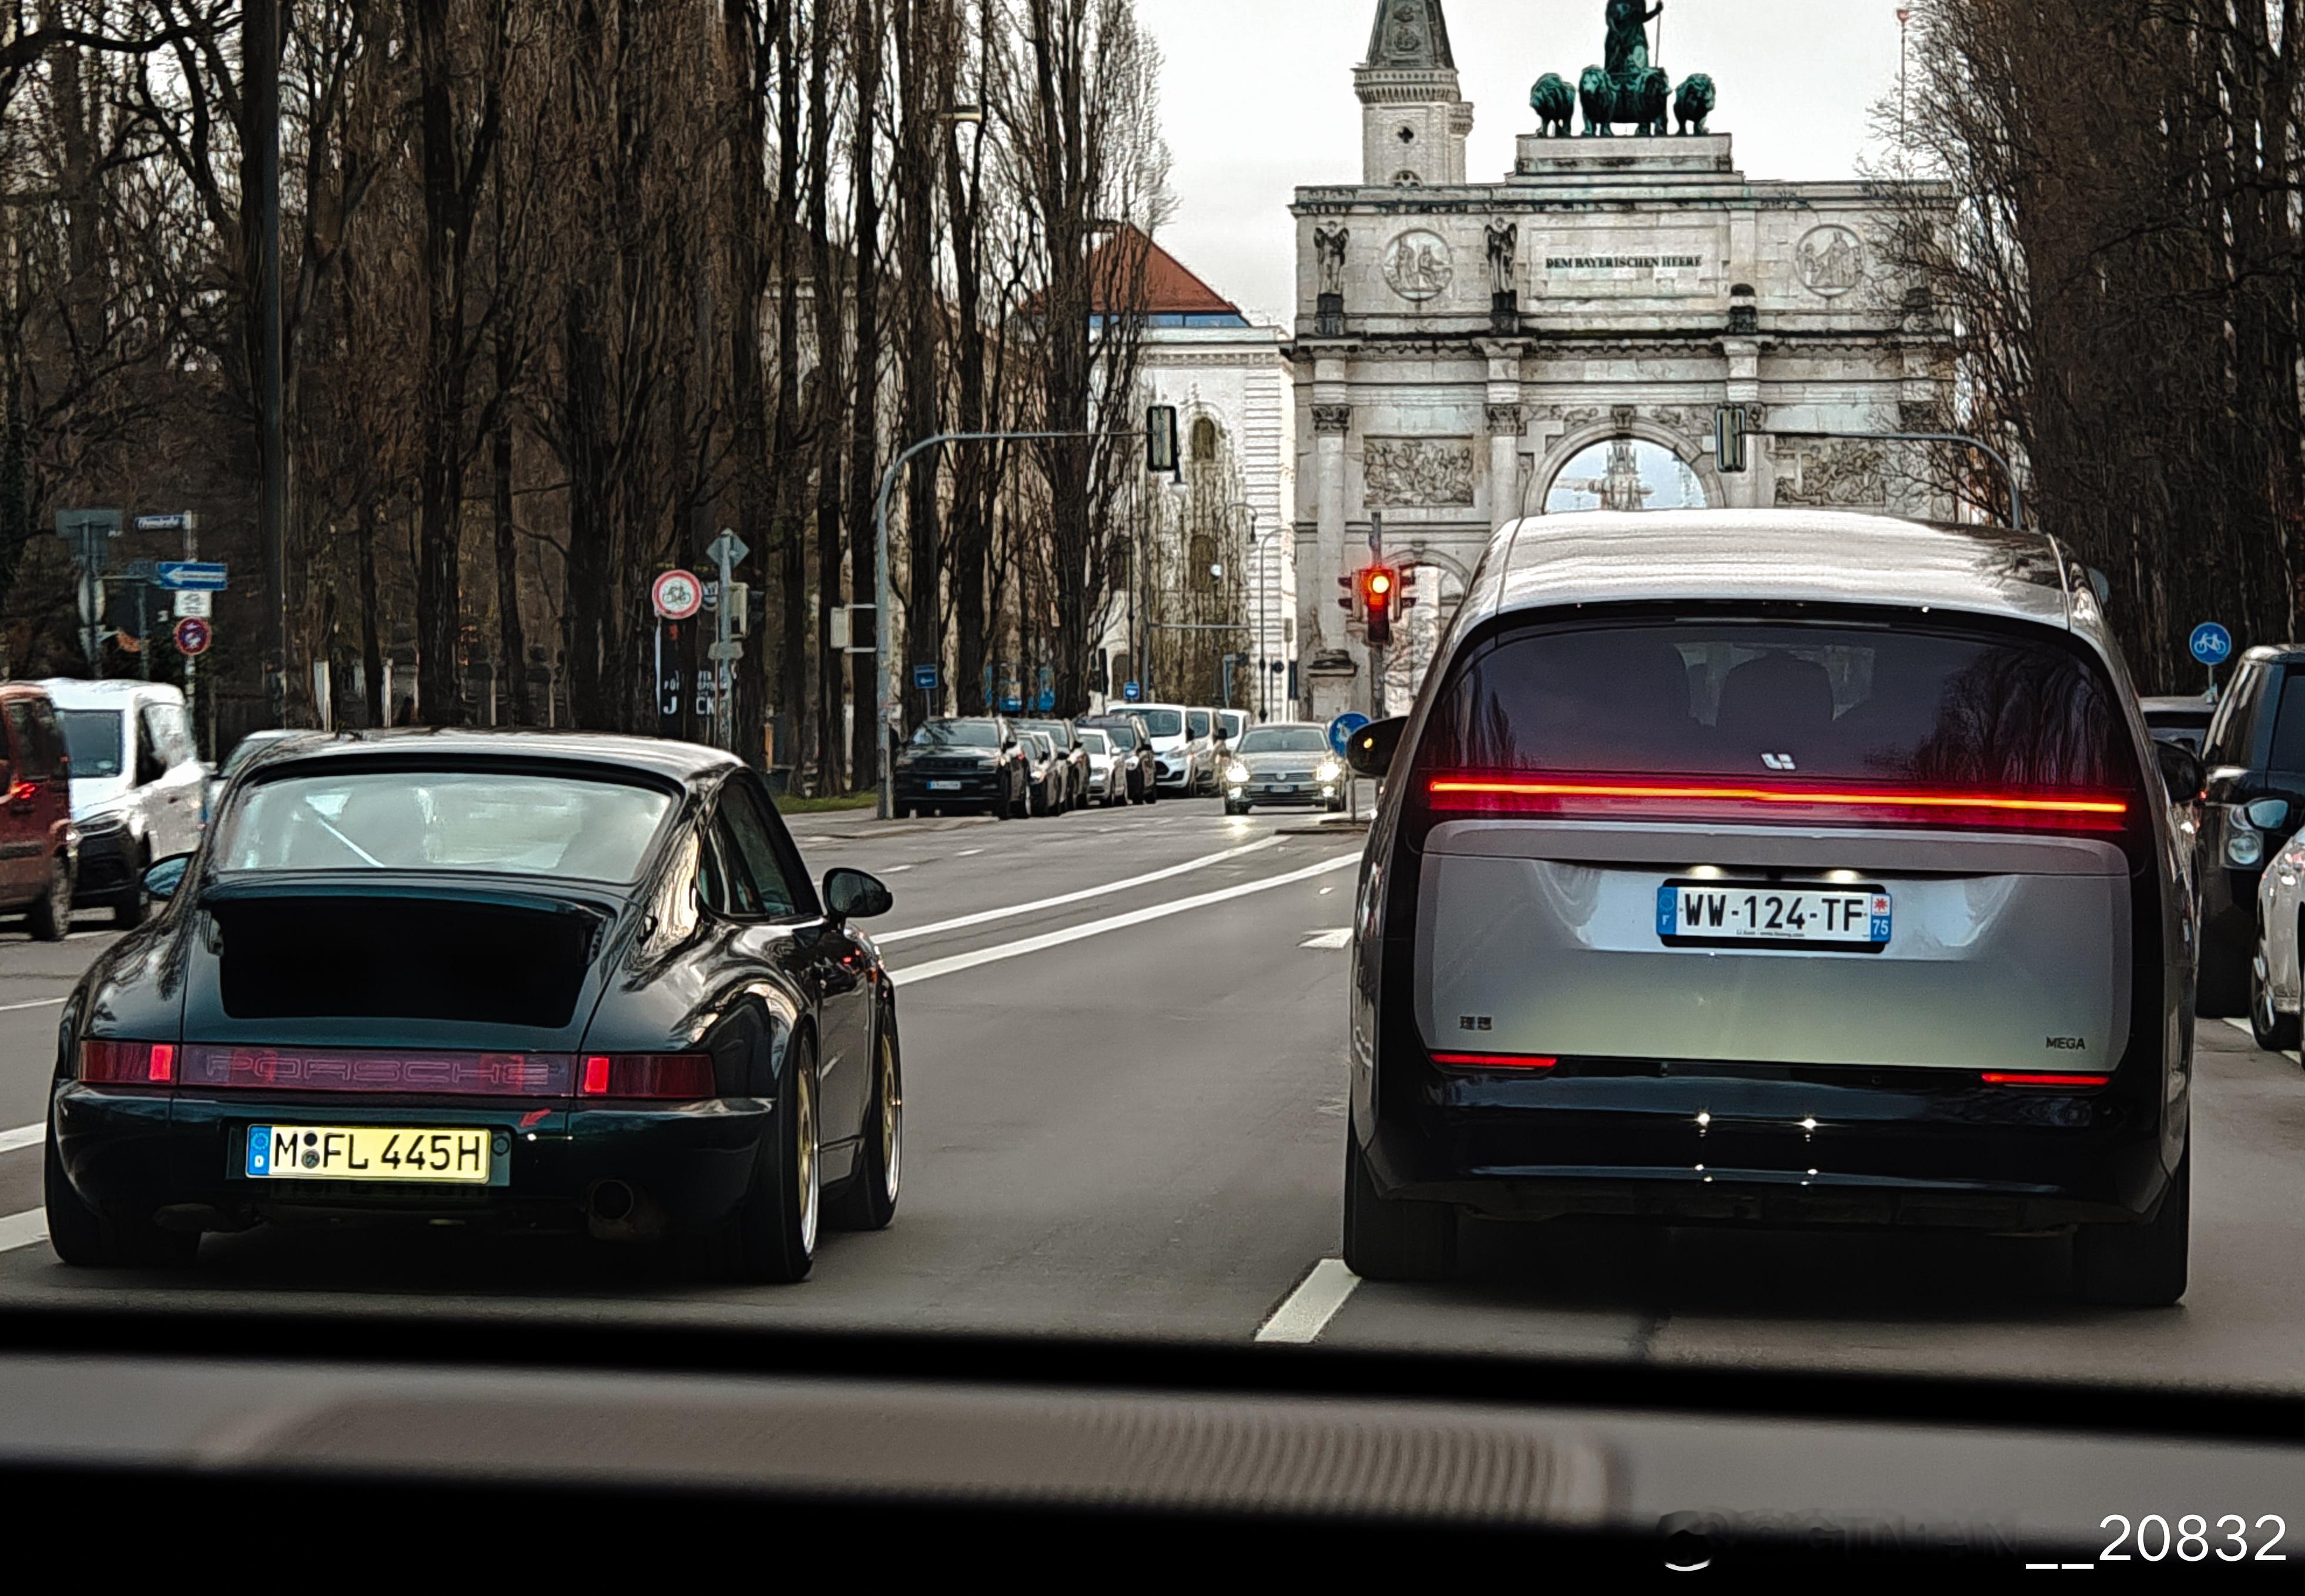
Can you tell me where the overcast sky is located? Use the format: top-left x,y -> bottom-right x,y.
1137,1 -> 1909,321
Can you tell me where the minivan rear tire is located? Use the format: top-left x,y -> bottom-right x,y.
1342,1126 -> 1456,1282
2072,1145 -> 2189,1308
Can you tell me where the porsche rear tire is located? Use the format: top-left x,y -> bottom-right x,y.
695,1037 -> 819,1284
44,1126 -> 199,1270
1342,1125 -> 1456,1283
830,1016 -> 903,1232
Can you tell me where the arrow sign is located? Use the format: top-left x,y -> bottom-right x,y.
706,531 -> 749,569
156,561 -> 228,591
1328,711 -> 1371,759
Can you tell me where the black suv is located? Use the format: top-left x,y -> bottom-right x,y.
2192,647 -> 2305,1014
894,717 -> 1027,819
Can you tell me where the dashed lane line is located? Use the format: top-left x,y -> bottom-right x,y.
890,852 -> 1359,988
0,1125 -> 40,1155
0,998 -> 65,1014
1256,1258 -> 1361,1344
1299,929 -> 1353,950
874,837 -> 1285,947
0,1210 -> 42,1255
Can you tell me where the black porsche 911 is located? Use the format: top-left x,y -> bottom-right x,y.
41,731 -> 902,1283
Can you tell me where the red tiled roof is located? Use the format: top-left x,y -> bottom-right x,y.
1088,226 -> 1239,317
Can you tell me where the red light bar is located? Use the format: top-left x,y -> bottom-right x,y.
578,1054 -> 716,1101
1427,774 -> 2130,830
179,1048 -> 576,1096
1432,1051 -> 1558,1071
1981,1072 -> 2112,1089
79,1040 -> 175,1086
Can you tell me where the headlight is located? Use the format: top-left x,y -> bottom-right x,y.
1316,759 -> 1344,783
2229,828 -> 2266,868
1225,762 -> 1249,785
76,811 -> 128,837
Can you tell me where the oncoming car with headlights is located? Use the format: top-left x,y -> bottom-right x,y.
1341,511 -> 2194,1308
1222,723 -> 1347,815
42,732 -> 903,1284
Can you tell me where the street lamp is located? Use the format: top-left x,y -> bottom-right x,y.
1227,500 -> 1271,720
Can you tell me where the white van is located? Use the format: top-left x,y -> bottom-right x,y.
1128,703 -> 1201,794
39,679 -> 206,925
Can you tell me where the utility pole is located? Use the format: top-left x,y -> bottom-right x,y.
1898,8 -> 1912,142
247,0 -> 289,726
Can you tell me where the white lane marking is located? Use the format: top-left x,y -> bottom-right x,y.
2222,1017 -> 2253,1037
0,998 -> 65,1014
1299,929 -> 1353,950
875,838 -> 1284,947
882,865 -> 914,874
0,1209 -> 45,1254
890,852 -> 1358,987
0,1124 -> 42,1155
1257,1258 -> 1361,1344
957,849 -> 985,858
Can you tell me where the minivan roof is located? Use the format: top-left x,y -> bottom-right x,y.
36,677 -> 187,710
1488,512 -> 2072,632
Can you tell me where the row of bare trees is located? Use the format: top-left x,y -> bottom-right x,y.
1882,0 -> 2305,690
0,0 -> 1167,786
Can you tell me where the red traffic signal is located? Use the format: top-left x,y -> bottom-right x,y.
1361,564 -> 1399,647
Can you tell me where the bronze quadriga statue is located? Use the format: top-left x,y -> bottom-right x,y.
1530,3 -> 1714,141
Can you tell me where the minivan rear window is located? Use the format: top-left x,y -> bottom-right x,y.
1418,620 -> 2129,791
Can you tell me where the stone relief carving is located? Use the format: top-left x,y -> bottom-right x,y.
1382,229 -> 1455,302
1314,226 -> 1351,297
1775,442 -> 1887,508
1796,225 -> 1866,298
1312,404 -> 1353,435
1486,220 -> 1519,296
1487,403 -> 1525,435
1365,438 -> 1479,507
1559,405 -> 1607,432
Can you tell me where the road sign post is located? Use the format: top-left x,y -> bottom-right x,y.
707,529 -> 749,754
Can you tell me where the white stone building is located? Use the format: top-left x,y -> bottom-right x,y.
1292,0 -> 1955,722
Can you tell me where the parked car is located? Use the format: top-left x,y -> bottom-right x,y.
1221,723 -> 1347,816
205,727 -> 299,823
0,682 -> 77,940
2250,828 -> 2305,1054
1342,511 -> 2190,1307
39,678 -> 205,927
2188,646 -> 2305,1015
1079,715 -> 1157,803
1130,705 -> 1199,795
893,717 -> 1027,819
2142,694 -> 2215,755
1012,719 -> 1088,810
1218,708 -> 1249,749
1019,730 -> 1067,817
42,732 -> 902,1280
1077,728 -> 1131,807
1185,708 -> 1221,794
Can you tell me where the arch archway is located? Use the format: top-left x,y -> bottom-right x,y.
1527,421 -> 1724,519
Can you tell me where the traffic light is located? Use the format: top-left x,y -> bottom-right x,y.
1716,404 -> 1750,474
1361,564 -> 1399,648
1338,574 -> 1359,621
1147,405 -> 1179,475
1398,568 -> 1419,612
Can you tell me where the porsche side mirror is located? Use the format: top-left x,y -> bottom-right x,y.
825,867 -> 894,922
1345,717 -> 1409,779
2154,739 -> 2203,805
143,853 -> 193,902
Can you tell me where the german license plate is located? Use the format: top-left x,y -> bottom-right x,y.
928,781 -> 963,792
245,1125 -> 492,1183
1659,881 -> 1892,947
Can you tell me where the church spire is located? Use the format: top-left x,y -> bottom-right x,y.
1356,1 -> 1471,187
1365,0 -> 1456,72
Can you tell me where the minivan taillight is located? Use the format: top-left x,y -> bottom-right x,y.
1426,774 -> 2132,833
79,1040 -> 176,1085
579,1054 -> 716,1100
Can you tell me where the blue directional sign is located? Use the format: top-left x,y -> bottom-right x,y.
2190,623 -> 2234,666
1037,689 -> 1056,713
1328,711 -> 1371,759
912,664 -> 939,693
1123,681 -> 1142,703
1000,696 -> 1024,713
156,561 -> 227,592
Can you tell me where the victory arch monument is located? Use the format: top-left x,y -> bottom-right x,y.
1291,0 -> 1955,720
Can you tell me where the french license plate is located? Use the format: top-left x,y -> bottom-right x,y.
245,1125 -> 492,1183
928,780 -> 963,792
1658,881 -> 1892,947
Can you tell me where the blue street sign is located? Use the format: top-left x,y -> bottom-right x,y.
1328,712 -> 1371,759
2190,623 -> 2234,666
1000,696 -> 1024,713
912,664 -> 939,693
156,561 -> 227,592
1037,689 -> 1056,713
1123,681 -> 1142,703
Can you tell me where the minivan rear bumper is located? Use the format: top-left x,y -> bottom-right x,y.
1365,1062 -> 2172,1231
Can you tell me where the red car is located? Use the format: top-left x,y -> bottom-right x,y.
0,682 -> 76,938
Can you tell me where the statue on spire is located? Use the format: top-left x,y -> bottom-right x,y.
1604,1 -> 1662,81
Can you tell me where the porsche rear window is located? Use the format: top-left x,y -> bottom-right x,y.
217,771 -> 675,881
1418,620 -> 2130,789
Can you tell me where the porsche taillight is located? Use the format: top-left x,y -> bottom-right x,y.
79,1040 -> 176,1086
578,1054 -> 716,1101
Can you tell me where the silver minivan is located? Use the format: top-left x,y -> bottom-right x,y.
1342,511 -> 2195,1306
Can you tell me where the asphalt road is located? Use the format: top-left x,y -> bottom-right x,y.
3,797 -> 2304,1397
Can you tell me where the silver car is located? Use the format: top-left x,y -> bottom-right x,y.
1220,723 -> 1347,814
2249,816 -> 2305,1054
1342,510 -> 2194,1307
